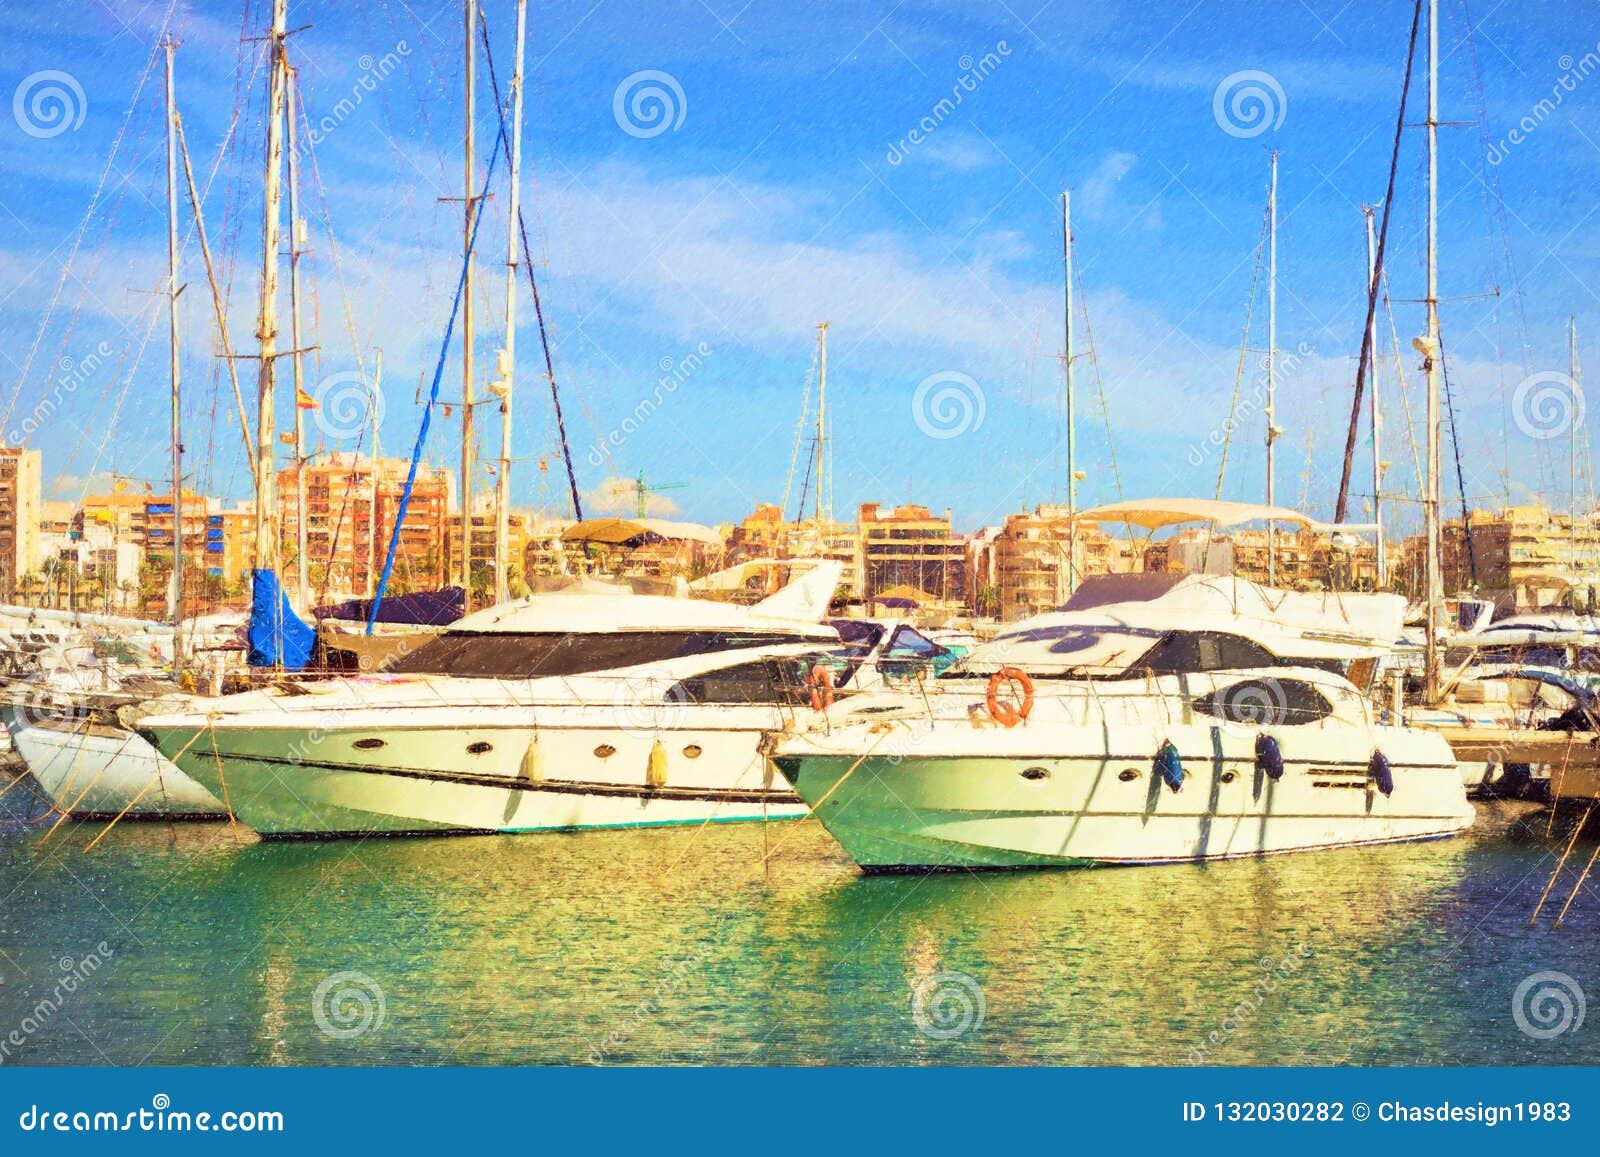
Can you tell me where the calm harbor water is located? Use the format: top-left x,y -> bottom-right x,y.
1,766 -> 1596,1067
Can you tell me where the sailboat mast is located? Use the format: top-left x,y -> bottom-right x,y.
816,321 -> 829,530
286,66 -> 308,609
1266,150 -> 1279,586
254,0 -> 288,584
1062,189 -> 1078,595
1423,0 -> 1443,700
164,38 -> 184,677
495,0 -> 527,606
1572,316 -> 1579,578
368,351 -> 382,598
460,0 -> 478,601
1365,205 -> 1385,588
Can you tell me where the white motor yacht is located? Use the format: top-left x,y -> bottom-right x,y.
134,562 -> 929,838
772,573 -> 1476,871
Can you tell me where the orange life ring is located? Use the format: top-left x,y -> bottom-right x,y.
807,663 -> 836,712
986,667 -> 1034,727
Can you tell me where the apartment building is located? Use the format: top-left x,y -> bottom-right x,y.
857,502 -> 965,610
0,447 -> 42,594
278,453 -> 454,598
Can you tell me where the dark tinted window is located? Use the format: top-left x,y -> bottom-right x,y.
670,657 -> 813,705
389,630 -> 804,678
1125,631 -> 1277,676
1193,678 -> 1334,726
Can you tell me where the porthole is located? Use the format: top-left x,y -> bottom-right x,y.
1117,768 -> 1140,782
594,744 -> 617,759
1021,766 -> 1049,782
683,744 -> 703,759
1219,770 -> 1237,784
466,741 -> 492,755
353,737 -> 385,750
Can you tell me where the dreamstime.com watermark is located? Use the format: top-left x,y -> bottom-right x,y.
0,943 -> 113,1065
613,70 -> 687,139
1488,43 -> 1600,164
17,1095 -> 282,1134
1186,342 -> 1314,468
1186,939 -> 1311,1064
12,70 -> 86,139
292,43 -> 411,160
312,970 -> 386,1040
310,369 -> 385,441
1213,70 -> 1286,139
1512,970 -> 1585,1040
586,342 -> 713,466
911,370 -> 985,439
912,970 -> 986,1040
885,43 -> 1011,166
589,935 -> 713,1063
6,341 -> 113,444
1511,369 -> 1585,441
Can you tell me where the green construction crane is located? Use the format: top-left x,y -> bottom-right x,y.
633,470 -> 687,518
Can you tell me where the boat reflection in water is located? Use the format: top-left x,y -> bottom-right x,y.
8,804 -> 1580,1066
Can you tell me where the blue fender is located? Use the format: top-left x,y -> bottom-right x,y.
1255,733 -> 1284,781
1155,740 -> 1184,792
1369,749 -> 1395,796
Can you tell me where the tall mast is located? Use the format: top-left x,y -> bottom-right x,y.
368,351 -> 383,598
494,0 -> 527,606
1572,316 -> 1580,579
1365,205 -> 1385,588
1265,150 -> 1279,586
1423,0 -> 1442,700
1062,189 -> 1078,595
815,321 -> 829,531
254,0 -> 288,585
460,0 -> 478,602
286,66 -> 308,610
164,38 -> 184,677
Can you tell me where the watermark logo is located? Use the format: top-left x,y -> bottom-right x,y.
885,42 -> 1011,165
312,970 -> 386,1040
911,371 -> 985,440
14,70 -> 86,139
310,370 -> 383,441
1216,677 -> 1289,726
608,667 -> 692,738
1512,370 -> 1584,440
911,970 -> 985,1040
585,341 -> 712,466
613,70 -> 686,139
1513,970 -> 1585,1039
1212,70 -> 1286,139
1489,43 -> 1600,164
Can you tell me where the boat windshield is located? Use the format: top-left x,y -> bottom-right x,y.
388,630 -> 809,679
945,624 -> 1282,679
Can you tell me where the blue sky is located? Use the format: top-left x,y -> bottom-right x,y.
0,0 -> 1596,535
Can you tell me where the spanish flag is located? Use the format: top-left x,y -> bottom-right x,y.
296,388 -> 318,410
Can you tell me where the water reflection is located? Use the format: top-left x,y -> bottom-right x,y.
0,792 -> 1596,1066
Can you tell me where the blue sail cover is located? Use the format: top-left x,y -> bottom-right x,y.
248,568 -> 317,669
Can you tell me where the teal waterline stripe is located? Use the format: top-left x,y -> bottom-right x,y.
494,814 -> 805,833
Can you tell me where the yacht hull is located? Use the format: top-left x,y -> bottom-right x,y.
5,707 -> 228,820
774,725 -> 1475,871
141,716 -> 804,838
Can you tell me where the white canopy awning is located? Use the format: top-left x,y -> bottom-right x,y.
1070,497 -> 1376,535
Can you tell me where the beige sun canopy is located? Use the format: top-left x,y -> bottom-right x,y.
1070,497 -> 1376,535
560,517 -> 723,545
